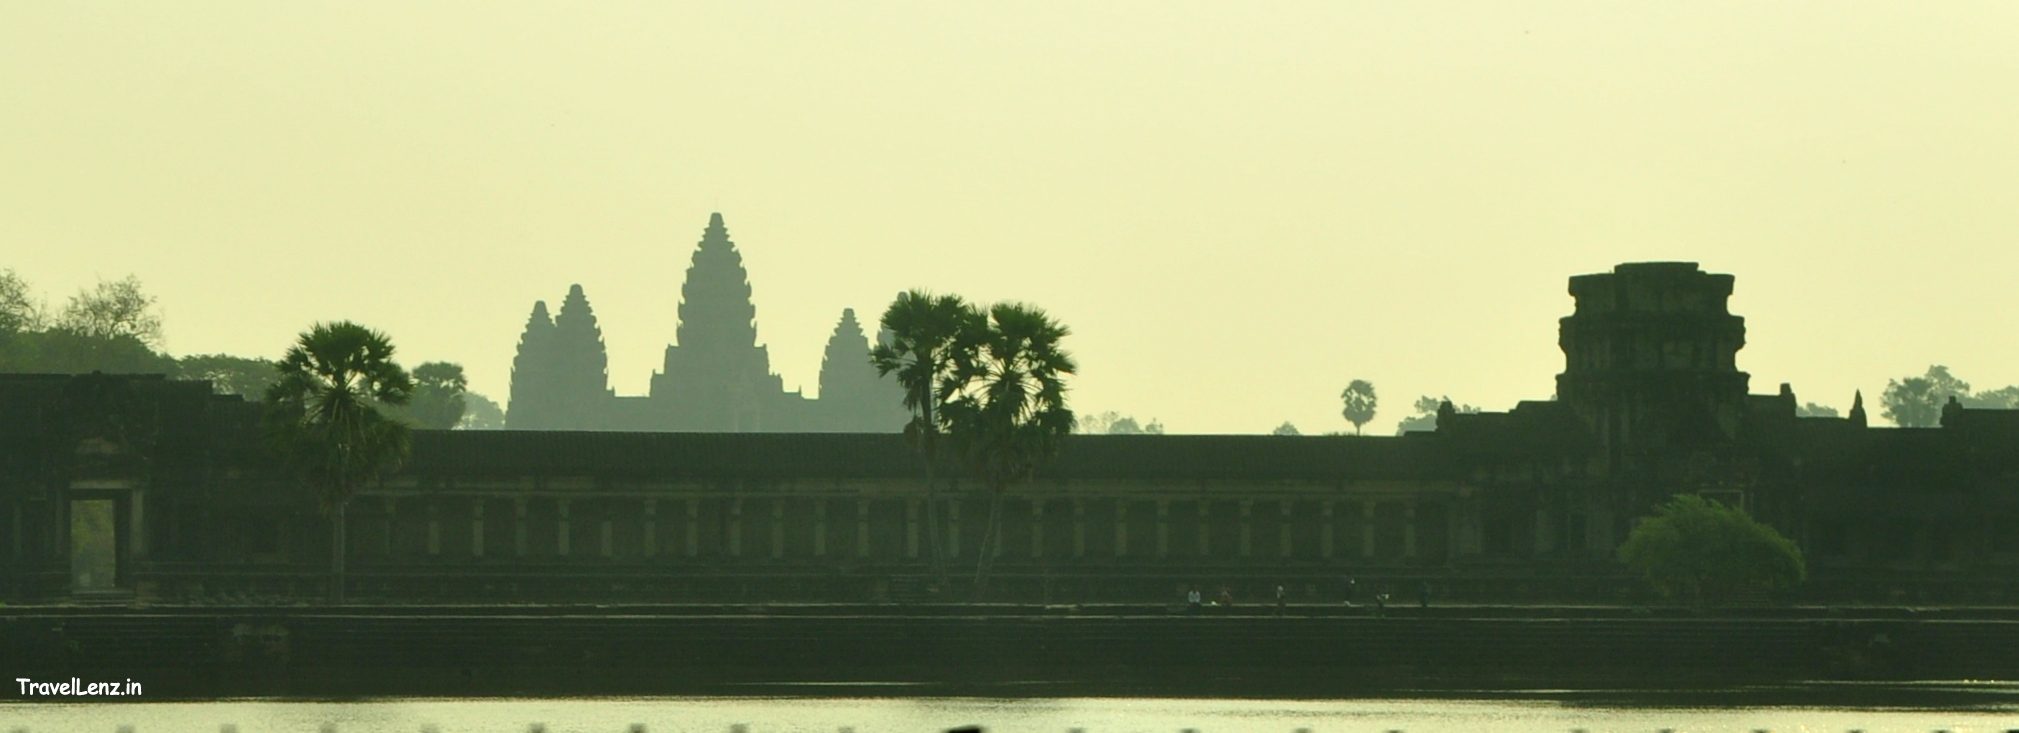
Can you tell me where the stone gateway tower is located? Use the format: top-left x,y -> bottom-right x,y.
1555,262 -> 1750,456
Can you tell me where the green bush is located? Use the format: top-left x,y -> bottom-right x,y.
1618,494 -> 1806,605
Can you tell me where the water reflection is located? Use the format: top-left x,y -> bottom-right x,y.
4,693 -> 2018,733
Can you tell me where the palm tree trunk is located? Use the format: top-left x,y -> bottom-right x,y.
921,404 -> 948,591
971,486 -> 1006,598
330,500 -> 347,605
923,454 -> 948,588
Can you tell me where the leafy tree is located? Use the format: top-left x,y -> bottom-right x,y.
456,392 -> 506,430
1795,402 -> 1839,418
1114,416 -> 1165,434
1271,421 -> 1301,436
942,302 -> 1076,595
1882,365 -> 1997,426
1339,379 -> 1378,435
870,290 -> 980,588
1968,385 -> 2019,409
1617,494 -> 1806,606
1921,365 -> 1972,402
1077,411 -> 1165,435
1882,376 -> 1944,427
0,329 -> 175,374
56,276 -> 163,347
404,361 -> 469,429
264,322 -> 414,603
0,269 -> 42,334
1877,365 -> 2019,418
1396,395 -> 1480,434
175,354 -> 279,400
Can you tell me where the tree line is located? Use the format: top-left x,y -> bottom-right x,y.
1267,363 -> 2018,435
0,269 -> 501,429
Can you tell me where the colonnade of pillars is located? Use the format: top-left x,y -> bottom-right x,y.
351,494 -> 1472,565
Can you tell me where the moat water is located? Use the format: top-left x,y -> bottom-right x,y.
6,687 -> 2019,733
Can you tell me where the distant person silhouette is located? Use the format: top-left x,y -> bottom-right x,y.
1186,585 -> 1202,615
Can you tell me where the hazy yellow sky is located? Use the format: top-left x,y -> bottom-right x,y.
4,2 -> 2016,432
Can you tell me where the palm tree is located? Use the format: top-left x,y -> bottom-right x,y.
263,322 -> 415,604
942,302 -> 1076,596
869,290 -> 982,590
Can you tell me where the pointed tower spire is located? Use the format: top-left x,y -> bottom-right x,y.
819,308 -> 870,400
1848,390 -> 1868,429
506,300 -> 555,429
673,212 -> 761,354
817,307 -> 890,431
653,212 -> 786,431
550,284 -> 611,428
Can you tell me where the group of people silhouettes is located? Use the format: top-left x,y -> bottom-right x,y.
1183,577 -> 1434,615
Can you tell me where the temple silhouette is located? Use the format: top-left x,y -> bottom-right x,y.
504,213 -> 906,432
4,261 -> 2018,605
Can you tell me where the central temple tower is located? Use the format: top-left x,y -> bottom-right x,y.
650,213 -> 789,431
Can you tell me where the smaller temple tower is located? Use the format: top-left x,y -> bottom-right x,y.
549,284 -> 613,429
505,300 -> 555,430
816,308 -> 906,431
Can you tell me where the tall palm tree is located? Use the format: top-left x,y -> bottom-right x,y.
263,322 -> 414,604
869,290 -> 982,590
943,302 -> 1076,596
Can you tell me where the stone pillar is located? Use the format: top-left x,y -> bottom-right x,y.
1238,501 -> 1253,558
905,500 -> 919,559
426,502 -> 441,557
381,497 -> 395,556
1453,502 -> 1469,561
1073,500 -> 1086,559
1197,502 -> 1211,557
643,500 -> 658,558
514,499 -> 528,557
1403,502 -> 1418,559
727,498 -> 743,557
600,510 -> 615,559
1279,501 -> 1294,558
1360,501 -> 1375,558
1534,509 -> 1553,555
1156,501 -> 1170,558
684,499 -> 699,558
948,500 -> 962,559
771,499 -> 785,560
856,499 -> 870,559
472,500 -> 486,558
1115,500 -> 1129,558
813,499 -> 827,558
1321,501 -> 1335,559
557,499 -> 571,558
1031,501 -> 1045,558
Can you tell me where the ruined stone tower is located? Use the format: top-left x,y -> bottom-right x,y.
1555,262 -> 1750,452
